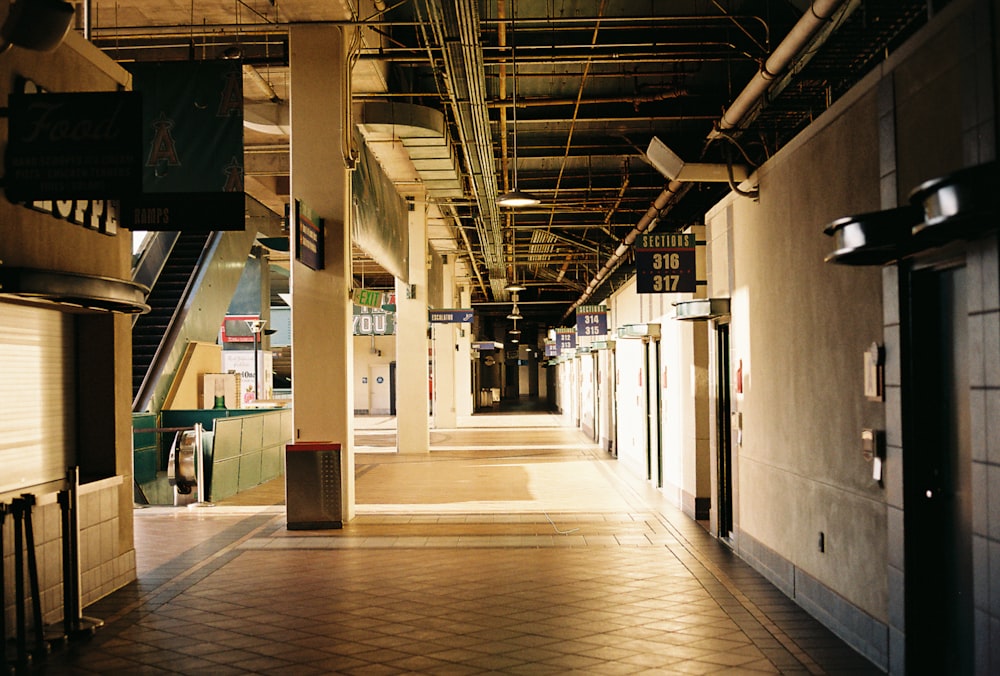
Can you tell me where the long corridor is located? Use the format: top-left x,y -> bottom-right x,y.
41,414 -> 880,674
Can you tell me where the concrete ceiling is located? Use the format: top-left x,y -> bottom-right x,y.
88,0 -> 929,330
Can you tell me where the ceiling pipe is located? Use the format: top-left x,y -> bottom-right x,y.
708,0 -> 848,140
490,89 -> 688,109
561,180 -> 690,321
563,0 -> 851,323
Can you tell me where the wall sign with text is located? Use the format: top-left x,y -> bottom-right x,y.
576,304 -> 608,337
295,199 -> 324,270
635,232 -> 696,293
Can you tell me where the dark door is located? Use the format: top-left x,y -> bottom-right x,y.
715,323 -> 734,541
389,361 -> 397,416
903,263 -> 972,673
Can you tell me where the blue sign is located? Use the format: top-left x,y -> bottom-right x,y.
635,232 -> 697,293
556,329 -> 576,354
576,305 -> 608,338
473,341 -> 497,351
544,341 -> 557,357
429,308 -> 475,323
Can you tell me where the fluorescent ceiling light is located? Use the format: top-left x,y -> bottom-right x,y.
497,190 -> 539,208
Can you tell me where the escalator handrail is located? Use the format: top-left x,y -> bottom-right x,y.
131,232 -> 181,301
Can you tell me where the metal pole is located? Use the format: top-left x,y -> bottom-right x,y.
0,503 -> 8,671
63,467 -> 104,640
195,422 -> 206,503
57,489 -> 74,636
254,329 -> 260,400
12,499 -> 27,668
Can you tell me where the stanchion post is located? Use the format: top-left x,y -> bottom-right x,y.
12,499 -> 27,669
0,503 -> 8,672
56,489 -> 76,636
61,467 -> 103,640
19,494 -> 49,659
195,422 -> 205,502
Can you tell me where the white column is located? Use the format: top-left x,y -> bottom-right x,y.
395,192 -> 430,453
288,24 -> 355,520
455,285 -> 474,417
433,256 -> 458,428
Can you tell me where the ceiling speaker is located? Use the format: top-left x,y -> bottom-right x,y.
2,0 -> 75,52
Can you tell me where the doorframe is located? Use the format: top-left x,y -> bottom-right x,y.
899,254 -> 973,673
712,320 -> 735,543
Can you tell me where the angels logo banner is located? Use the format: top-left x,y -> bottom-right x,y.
121,60 -> 244,231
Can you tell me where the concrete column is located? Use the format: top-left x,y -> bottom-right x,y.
395,193 -> 429,453
433,257 -> 457,428
456,285 -> 474,417
288,25 -> 355,519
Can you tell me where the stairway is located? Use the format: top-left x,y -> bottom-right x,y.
131,232 -> 211,406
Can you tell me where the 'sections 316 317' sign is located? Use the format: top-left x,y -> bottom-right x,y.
635,232 -> 697,293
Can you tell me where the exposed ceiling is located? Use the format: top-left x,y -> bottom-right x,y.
88,0 -> 929,334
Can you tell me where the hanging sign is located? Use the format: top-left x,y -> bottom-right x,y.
576,304 -> 608,337
353,306 -> 396,335
555,328 -> 576,355
122,60 -> 245,231
5,91 -> 142,201
355,289 -> 383,309
544,340 -> 558,357
635,232 -> 696,293
429,309 -> 474,323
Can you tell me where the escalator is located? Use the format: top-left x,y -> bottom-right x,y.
130,197 -> 285,414
131,231 -> 214,411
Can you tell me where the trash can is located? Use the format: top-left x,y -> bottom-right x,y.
285,442 -> 343,530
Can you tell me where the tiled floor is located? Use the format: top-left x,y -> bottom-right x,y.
36,414 -> 882,674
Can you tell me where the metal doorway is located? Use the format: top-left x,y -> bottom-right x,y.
714,322 -> 735,542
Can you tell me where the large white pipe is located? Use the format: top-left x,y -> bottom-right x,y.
712,0 -> 847,136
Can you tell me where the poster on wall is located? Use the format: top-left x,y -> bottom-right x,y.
222,350 -> 273,404
202,373 -> 240,409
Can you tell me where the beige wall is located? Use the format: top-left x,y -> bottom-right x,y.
714,83 -> 889,618
0,32 -> 139,619
353,334 -> 397,412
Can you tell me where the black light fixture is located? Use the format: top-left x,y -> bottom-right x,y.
497,9 -> 539,208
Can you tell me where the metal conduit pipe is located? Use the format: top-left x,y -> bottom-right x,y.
490,90 -> 687,109
564,0 -> 850,323
418,0 -> 505,295
710,0 -> 847,138
561,180 -> 689,321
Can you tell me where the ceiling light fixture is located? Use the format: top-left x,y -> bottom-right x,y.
497,10 -> 539,208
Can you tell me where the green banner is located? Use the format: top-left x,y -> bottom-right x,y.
122,60 -> 244,231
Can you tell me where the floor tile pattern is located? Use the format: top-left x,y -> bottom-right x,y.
32,417 -> 882,675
